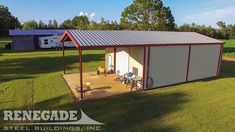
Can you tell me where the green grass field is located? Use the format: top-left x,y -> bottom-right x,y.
0,38 -> 235,131
223,39 -> 235,58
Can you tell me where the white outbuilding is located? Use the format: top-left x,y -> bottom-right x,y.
60,30 -> 224,97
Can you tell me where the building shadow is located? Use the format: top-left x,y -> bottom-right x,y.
80,91 -> 188,131
221,61 -> 235,75
0,53 -> 104,83
0,91 -> 188,131
223,47 -> 235,54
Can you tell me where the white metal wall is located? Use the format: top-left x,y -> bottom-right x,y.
188,45 -> 221,81
148,46 -> 189,88
105,47 -> 145,77
129,47 -> 144,77
105,44 -> 221,89
116,47 -> 129,75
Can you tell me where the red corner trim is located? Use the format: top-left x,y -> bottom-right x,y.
186,45 -> 191,82
146,46 -> 151,88
60,31 -> 80,49
217,44 -> 224,76
142,46 -> 146,90
114,47 -> 116,73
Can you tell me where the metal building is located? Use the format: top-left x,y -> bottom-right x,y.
60,30 -> 224,98
9,30 -> 64,50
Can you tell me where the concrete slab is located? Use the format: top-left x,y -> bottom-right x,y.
63,72 -> 131,100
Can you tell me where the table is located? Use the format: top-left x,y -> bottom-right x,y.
130,76 -> 142,91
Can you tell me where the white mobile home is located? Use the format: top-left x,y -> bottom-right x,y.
60,30 -> 223,90
39,35 -> 75,49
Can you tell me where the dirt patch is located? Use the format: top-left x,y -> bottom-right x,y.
222,57 -> 235,63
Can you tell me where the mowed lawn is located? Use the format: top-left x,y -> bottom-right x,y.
0,38 -> 235,131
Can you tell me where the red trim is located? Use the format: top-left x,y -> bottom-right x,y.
61,30 -> 224,49
66,31 -> 80,48
79,49 -> 83,99
217,44 -> 224,76
76,43 -> 224,49
61,35 -> 69,42
142,46 -> 146,90
186,45 -> 191,82
60,31 -> 80,49
60,32 -> 68,42
114,47 -> 116,73
146,46 -> 151,88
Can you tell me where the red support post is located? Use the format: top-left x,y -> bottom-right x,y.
114,47 -> 116,73
142,46 -> 146,90
79,49 -> 83,99
62,41 -> 65,74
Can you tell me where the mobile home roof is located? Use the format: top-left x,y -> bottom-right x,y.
61,30 -> 223,48
9,30 -> 65,36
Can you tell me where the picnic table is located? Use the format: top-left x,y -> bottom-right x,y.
115,72 -> 143,91
124,75 -> 142,91
130,76 -> 142,91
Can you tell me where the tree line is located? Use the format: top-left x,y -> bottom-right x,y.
178,22 -> 235,39
1,0 -> 235,39
18,16 -> 121,30
21,19 -> 59,30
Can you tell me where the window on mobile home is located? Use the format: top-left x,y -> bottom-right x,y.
44,39 -> 48,45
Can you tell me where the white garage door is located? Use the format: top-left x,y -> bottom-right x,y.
116,48 -> 129,75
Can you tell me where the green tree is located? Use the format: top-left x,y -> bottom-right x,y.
120,0 -> 175,31
38,20 -> 46,29
216,21 -> 229,39
178,22 -> 227,39
110,21 -> 120,30
71,16 -> 90,30
227,24 -> 235,39
216,21 -> 226,29
88,18 -> 121,30
88,21 -> 99,30
99,17 -> 112,30
47,20 -> 53,29
0,5 -> 20,36
61,16 -> 120,30
60,19 -> 73,29
178,24 -> 192,32
52,19 -> 58,29
22,20 -> 38,30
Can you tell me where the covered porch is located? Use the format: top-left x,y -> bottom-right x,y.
60,30 -> 147,101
